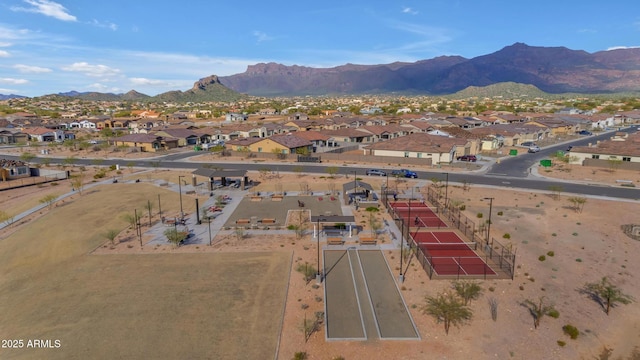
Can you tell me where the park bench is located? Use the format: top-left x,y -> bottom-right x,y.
272,195 -> 284,202
359,235 -> 377,245
327,237 -> 344,245
235,219 -> 251,225
251,196 -> 262,202
260,218 -> 276,224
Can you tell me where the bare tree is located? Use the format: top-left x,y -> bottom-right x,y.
548,185 -> 563,200
522,297 -> 555,329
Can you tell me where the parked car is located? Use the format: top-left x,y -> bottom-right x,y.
456,154 -> 477,162
520,141 -> 536,147
527,145 -> 541,153
366,169 -> 387,176
391,169 -> 418,178
577,130 -> 593,136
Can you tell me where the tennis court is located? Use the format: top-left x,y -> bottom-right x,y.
413,231 -> 496,277
389,202 -> 448,228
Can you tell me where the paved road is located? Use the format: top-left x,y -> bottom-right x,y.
3,128 -> 639,201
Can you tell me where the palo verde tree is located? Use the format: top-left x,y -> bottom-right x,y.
19,151 -> 36,164
421,291 -> 473,335
39,194 -> 58,210
365,206 -> 381,238
567,196 -> 587,213
104,229 -> 119,245
581,277 -> 633,315
452,280 -> 483,306
325,166 -> 339,178
164,228 -> 187,247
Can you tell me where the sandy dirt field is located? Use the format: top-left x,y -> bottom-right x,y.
1,149 -> 640,359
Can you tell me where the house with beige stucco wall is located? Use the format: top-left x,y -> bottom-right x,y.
226,133 -> 312,154
363,133 -> 464,164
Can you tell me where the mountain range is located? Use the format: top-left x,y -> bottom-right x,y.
219,43 -> 640,96
3,43 -> 640,101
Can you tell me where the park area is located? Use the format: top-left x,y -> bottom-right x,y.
1,165 -> 640,359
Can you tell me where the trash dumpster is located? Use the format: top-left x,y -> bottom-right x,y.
509,149 -> 518,156
540,159 -> 552,167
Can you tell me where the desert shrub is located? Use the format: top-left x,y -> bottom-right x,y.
557,340 -> 566,347
538,255 -> 546,261
476,213 -> 483,218
497,211 -> 504,216
548,309 -> 560,318
293,352 -> 308,360
503,233 -> 511,239
575,258 -> 582,262
562,324 -> 579,339
547,251 -> 555,257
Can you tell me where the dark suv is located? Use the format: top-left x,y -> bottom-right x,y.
456,154 -> 477,162
391,169 -> 418,178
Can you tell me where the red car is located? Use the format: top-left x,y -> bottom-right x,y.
457,155 -> 477,162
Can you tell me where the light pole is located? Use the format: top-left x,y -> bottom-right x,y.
316,217 -> 325,283
483,197 -> 494,244
442,172 -> 449,210
398,217 -> 405,283
207,215 -> 212,246
178,175 -> 185,217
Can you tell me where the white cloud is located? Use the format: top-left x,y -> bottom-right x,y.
129,77 -> 172,86
0,88 -> 18,93
0,50 -> 9,57
0,42 -> 11,47
86,83 -> 120,92
0,78 -> 29,85
13,64 -> 53,73
89,19 -> 118,31
11,0 -> 77,22
402,7 -> 418,15
61,62 -> 121,77
253,31 -> 274,43
606,46 -> 640,51
0,26 -> 32,41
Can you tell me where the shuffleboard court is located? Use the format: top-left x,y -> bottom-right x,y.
324,250 -> 366,340
357,250 -> 420,339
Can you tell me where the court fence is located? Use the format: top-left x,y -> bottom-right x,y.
386,186 -> 516,280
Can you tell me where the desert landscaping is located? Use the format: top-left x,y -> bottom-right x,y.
1,151 -> 640,359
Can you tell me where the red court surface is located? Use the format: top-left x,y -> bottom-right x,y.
412,231 -> 496,276
389,203 -> 448,228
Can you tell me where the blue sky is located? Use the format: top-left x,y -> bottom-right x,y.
1,0 -> 639,97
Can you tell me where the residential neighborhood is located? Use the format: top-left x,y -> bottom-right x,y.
2,96 -> 640,168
